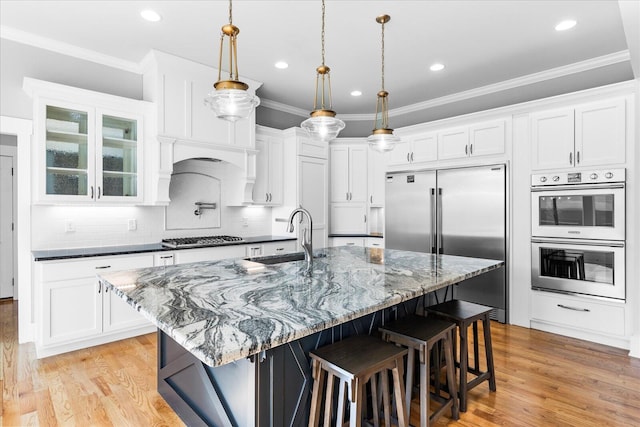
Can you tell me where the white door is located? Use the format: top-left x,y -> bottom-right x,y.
0,155 -> 13,298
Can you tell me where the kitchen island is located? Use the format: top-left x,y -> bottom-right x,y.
98,246 -> 503,426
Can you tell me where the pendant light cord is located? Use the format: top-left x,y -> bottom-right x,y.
229,0 -> 233,24
321,0 -> 326,66
381,19 -> 385,92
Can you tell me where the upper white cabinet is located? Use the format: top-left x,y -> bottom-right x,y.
438,120 -> 505,160
368,148 -> 385,207
253,130 -> 283,205
24,78 -> 151,204
531,98 -> 626,170
142,50 -> 261,148
330,145 -> 368,203
387,133 -> 437,167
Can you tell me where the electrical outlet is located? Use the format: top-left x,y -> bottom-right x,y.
65,221 -> 75,233
242,217 -> 249,227
128,219 -> 137,231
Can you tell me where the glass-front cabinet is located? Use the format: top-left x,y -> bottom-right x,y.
37,98 -> 143,203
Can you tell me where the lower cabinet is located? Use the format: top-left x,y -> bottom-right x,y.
330,204 -> 367,234
329,237 -> 366,247
245,240 -> 297,257
174,245 -> 246,264
530,290 -> 627,349
36,253 -> 155,358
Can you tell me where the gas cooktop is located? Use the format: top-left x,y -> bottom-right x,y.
161,235 -> 245,249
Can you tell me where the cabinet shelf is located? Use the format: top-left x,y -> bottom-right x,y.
102,137 -> 138,148
46,166 -> 89,176
46,130 -> 88,144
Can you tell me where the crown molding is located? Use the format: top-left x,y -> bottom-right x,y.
336,50 -> 631,122
1,25 -> 141,74
259,99 -> 309,118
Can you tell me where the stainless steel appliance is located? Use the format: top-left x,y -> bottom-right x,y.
161,235 -> 244,249
530,168 -> 626,300
385,165 -> 507,322
531,169 -> 625,240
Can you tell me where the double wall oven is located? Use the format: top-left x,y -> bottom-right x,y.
531,169 -> 625,300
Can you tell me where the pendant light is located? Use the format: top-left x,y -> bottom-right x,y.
367,14 -> 400,152
204,0 -> 260,122
300,0 -> 345,142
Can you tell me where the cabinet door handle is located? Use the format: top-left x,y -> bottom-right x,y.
95,265 -> 111,269
557,304 -> 590,312
276,247 -> 285,252
407,153 -> 410,162
410,152 -> 414,162
346,242 -> 355,246
346,192 -> 349,201
97,186 -> 102,199
569,152 -> 573,165
465,145 -> 468,155
576,151 -> 580,164
160,255 -> 173,259
470,144 -> 473,155
91,186 -> 94,199
98,282 -> 102,294
370,195 -> 373,203
364,214 -> 367,223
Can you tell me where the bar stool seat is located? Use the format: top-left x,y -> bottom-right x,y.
309,334 -> 409,427
380,316 -> 459,427
426,299 -> 497,412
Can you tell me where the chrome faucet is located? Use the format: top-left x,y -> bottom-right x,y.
287,206 -> 313,275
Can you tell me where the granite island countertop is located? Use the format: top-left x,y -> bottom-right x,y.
98,246 -> 503,367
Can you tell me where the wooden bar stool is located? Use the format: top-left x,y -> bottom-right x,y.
379,316 -> 459,427
309,334 -> 409,427
426,300 -> 497,412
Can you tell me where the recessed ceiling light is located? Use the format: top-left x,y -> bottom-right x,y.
430,63 -> 445,71
140,10 -> 162,22
274,61 -> 289,69
350,90 -> 362,97
555,20 -> 576,31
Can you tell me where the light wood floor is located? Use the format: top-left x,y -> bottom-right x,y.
2,299 -> 639,426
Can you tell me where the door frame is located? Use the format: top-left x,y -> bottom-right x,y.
0,145 -> 17,299
0,116 -> 33,343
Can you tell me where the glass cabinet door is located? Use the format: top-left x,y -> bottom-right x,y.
45,105 -> 90,196
99,114 -> 139,199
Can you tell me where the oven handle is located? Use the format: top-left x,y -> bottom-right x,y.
531,238 -> 625,248
531,183 -> 625,192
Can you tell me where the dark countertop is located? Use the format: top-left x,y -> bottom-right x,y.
32,235 -> 296,261
98,246 -> 503,367
329,233 -> 384,238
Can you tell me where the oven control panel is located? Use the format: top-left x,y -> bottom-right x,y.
531,168 -> 625,186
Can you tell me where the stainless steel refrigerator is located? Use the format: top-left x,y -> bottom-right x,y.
385,164 -> 507,322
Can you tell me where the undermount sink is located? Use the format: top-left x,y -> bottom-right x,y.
244,252 -> 306,265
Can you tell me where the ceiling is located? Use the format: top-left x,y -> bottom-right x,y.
0,1 -> 636,123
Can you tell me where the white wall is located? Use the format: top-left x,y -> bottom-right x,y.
31,203 -> 273,250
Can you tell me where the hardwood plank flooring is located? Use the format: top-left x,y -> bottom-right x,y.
2,298 -> 639,426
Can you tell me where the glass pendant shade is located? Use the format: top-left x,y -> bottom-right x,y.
368,14 -> 399,153
205,1 -> 259,122
301,111 -> 345,143
302,0 -> 344,142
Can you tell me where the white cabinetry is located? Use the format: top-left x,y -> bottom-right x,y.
273,128 -> 329,250
36,254 -> 155,358
368,148 -> 386,207
530,290 -> 627,349
174,245 -> 246,264
438,120 -> 505,160
531,98 -> 626,170
330,142 -> 368,234
330,237 -> 366,247
245,241 -> 297,257
330,145 -> 368,203
387,133 -> 437,167
24,78 -> 151,204
253,130 -> 284,205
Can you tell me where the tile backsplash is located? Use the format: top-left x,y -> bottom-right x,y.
31,204 -> 274,250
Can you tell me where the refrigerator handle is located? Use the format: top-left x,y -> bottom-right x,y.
430,188 -> 437,253
437,188 -> 443,254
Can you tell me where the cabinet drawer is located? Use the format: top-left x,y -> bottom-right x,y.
531,291 -> 625,336
41,254 -> 154,282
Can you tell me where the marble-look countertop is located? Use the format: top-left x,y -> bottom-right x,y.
98,246 -> 503,367
32,235 -> 296,261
